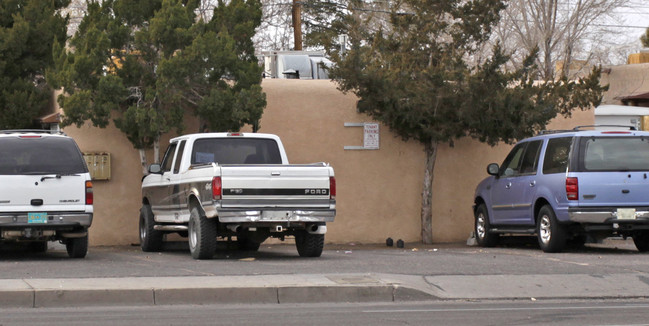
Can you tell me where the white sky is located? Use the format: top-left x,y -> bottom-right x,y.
608,1 -> 649,59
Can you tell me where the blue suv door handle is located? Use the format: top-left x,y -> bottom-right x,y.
530,181 -> 536,187
505,182 -> 512,189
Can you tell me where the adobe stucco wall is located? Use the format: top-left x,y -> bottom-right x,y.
61,79 -> 594,246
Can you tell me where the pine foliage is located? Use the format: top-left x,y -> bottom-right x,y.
0,0 -> 69,129
48,0 -> 266,151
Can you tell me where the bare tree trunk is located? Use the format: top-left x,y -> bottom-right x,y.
292,0 -> 302,50
139,149 -> 147,176
420,140 -> 438,244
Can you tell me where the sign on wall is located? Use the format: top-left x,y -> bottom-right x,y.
344,122 -> 380,150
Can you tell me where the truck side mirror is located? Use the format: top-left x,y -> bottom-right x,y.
148,164 -> 162,174
487,163 -> 500,176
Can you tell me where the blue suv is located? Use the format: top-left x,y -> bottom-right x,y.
473,126 -> 649,252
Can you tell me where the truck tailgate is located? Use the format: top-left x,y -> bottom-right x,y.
220,164 -> 333,208
0,175 -> 87,212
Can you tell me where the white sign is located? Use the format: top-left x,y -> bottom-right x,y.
363,123 -> 379,149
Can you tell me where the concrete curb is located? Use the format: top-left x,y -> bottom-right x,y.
0,274 -> 438,308
423,273 -> 649,300
4,272 -> 649,308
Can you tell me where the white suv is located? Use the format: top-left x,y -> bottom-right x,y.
0,130 -> 93,258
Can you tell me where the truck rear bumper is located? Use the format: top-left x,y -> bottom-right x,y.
0,212 -> 93,227
217,209 -> 335,223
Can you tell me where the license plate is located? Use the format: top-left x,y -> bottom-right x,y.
617,208 -> 636,220
28,212 -> 48,224
262,211 -> 292,220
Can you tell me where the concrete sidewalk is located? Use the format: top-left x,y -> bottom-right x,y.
3,271 -> 649,308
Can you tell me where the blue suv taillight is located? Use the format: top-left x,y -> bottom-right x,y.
566,177 -> 578,200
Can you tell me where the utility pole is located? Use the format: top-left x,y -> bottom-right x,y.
292,0 -> 302,50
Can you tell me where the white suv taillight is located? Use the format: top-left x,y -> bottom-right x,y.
566,177 -> 578,200
86,181 -> 93,205
212,176 -> 222,200
329,176 -> 336,200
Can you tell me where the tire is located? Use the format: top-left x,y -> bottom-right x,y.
66,235 -> 88,258
295,230 -> 324,257
28,241 -> 48,253
474,204 -> 499,247
139,205 -> 163,252
188,206 -> 217,259
537,205 -> 566,253
633,231 -> 649,252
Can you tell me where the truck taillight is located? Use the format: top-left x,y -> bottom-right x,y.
566,177 -> 578,200
212,176 -> 222,200
86,181 -> 93,205
330,176 -> 336,199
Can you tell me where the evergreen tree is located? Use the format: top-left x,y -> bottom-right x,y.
0,0 -> 69,129
314,0 -> 606,243
49,0 -> 265,173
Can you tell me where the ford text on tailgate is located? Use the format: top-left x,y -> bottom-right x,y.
140,132 -> 336,259
0,130 -> 93,258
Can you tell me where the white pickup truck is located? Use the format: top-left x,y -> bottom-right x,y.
140,132 -> 336,259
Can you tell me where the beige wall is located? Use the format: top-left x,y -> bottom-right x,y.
62,79 -> 594,246
600,63 -> 649,105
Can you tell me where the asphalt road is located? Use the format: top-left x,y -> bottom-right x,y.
0,237 -> 647,279
2,300 -> 649,326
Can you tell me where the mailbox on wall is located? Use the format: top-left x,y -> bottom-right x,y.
83,153 -> 111,180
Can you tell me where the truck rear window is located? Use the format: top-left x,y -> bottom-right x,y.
191,138 -> 282,165
579,137 -> 649,171
0,137 -> 87,175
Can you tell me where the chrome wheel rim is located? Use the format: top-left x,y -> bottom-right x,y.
189,218 -> 197,250
476,213 -> 486,239
539,215 -> 552,244
139,215 -> 146,241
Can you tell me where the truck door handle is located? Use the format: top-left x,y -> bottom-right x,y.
530,181 -> 536,187
505,182 -> 512,189
271,172 -> 281,176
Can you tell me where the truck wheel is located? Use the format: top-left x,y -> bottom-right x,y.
66,235 -> 88,258
537,205 -> 566,253
295,230 -> 324,257
140,205 -> 163,252
475,204 -> 499,247
188,206 -> 217,259
633,231 -> 649,252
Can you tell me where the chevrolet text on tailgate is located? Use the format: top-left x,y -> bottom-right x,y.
0,130 -> 93,258
140,132 -> 336,259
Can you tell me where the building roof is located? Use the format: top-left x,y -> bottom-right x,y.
38,112 -> 61,124
615,91 -> 649,101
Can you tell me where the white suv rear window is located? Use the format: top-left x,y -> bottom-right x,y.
0,137 -> 87,175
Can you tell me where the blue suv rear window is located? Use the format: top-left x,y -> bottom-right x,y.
579,136 -> 649,171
